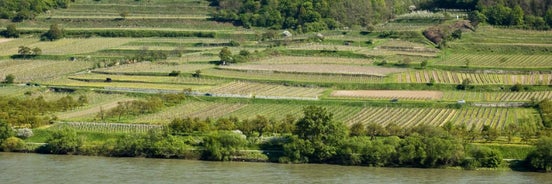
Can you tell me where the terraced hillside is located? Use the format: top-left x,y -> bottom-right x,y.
0,0 -> 550,139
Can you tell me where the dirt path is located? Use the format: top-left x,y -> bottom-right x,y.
58,98 -> 133,119
0,38 -> 13,44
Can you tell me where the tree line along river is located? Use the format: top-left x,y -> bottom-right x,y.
1,152 -> 550,184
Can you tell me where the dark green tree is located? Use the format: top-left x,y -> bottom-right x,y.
545,8 -> 552,27
32,47 -> 42,55
284,106 -> 348,163
41,24 -> 64,41
219,47 -> 233,65
510,5 -> 524,25
294,106 -> 347,143
526,137 -> 552,172
470,146 -> 502,168
252,115 -> 270,137
3,24 -> 19,38
420,60 -> 428,69
3,74 -> 15,84
18,46 -> 32,58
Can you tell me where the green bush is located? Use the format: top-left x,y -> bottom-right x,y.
39,126 -> 82,154
470,146 -> 503,168
1,136 -> 25,152
41,24 -> 65,41
2,24 -> 19,38
526,137 -> 552,172
202,131 -> 247,161
3,74 -> 15,84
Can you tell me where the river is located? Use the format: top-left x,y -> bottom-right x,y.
1,152 -> 550,183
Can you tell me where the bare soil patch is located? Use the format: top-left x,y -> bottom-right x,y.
331,90 -> 443,100
0,39 -> 13,44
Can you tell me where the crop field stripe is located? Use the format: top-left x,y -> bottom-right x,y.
431,109 -> 449,126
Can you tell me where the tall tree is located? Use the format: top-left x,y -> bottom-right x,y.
3,24 -> 19,38
526,137 -> 552,172
41,24 -> 64,41
511,5 -> 525,25
285,105 -> 348,162
219,47 -> 232,65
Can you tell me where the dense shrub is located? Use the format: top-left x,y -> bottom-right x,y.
39,126 -> 83,154
41,24 -> 65,41
1,136 -> 25,152
1,24 -> 19,38
526,137 -> 552,172
107,130 -> 192,158
470,146 -> 503,168
202,131 -> 247,161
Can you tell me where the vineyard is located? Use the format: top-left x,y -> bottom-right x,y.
51,122 -> 162,134
201,69 -> 387,84
345,107 -> 457,127
344,106 -> 540,130
224,103 -> 305,120
69,73 -> 225,86
374,22 -> 439,32
435,53 -> 552,68
127,99 -> 540,132
48,78 -> 214,92
0,60 -> 93,83
94,63 -> 215,74
134,101 -> 247,124
253,56 -> 373,65
459,26 -> 552,44
218,64 -> 405,77
207,81 -> 325,99
395,70 -> 552,85
331,90 -> 443,100
442,91 -> 552,102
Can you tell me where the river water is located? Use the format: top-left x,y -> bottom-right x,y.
1,152 -> 550,183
